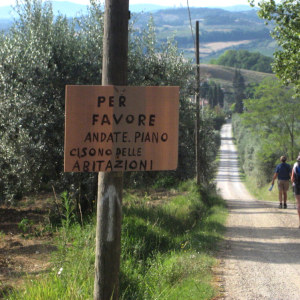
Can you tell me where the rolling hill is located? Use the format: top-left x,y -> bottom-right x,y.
0,2 -> 276,61
133,7 -> 275,61
200,63 -> 275,90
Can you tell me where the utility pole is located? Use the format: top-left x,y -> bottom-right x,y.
195,20 -> 200,185
93,1 -> 129,299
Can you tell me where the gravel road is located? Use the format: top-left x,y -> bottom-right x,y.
216,122 -> 300,300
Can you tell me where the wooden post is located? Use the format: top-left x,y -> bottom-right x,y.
195,20 -> 200,185
93,1 -> 129,299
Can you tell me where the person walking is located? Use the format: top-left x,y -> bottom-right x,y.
291,155 -> 300,227
271,155 -> 292,208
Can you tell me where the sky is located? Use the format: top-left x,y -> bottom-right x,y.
0,0 -> 252,8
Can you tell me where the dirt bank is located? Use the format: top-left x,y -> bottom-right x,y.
0,197 -> 56,296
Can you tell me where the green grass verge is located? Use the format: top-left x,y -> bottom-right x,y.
6,180 -> 227,300
231,125 -> 295,206
243,175 -> 296,206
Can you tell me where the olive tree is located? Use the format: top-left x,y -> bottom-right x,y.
0,0 -> 104,203
242,78 -> 300,160
0,0 -> 198,202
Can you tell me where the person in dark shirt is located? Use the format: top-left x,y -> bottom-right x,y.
271,156 -> 292,208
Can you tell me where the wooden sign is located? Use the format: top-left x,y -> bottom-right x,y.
64,85 -> 179,172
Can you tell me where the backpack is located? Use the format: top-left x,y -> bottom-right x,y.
294,164 -> 300,185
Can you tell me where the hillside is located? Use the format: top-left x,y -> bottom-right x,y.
0,2 -> 262,17
133,7 -> 275,61
0,3 -> 275,60
200,63 -> 275,90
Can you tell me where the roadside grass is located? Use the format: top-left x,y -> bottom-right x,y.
243,175 -> 296,207
231,133 -> 295,207
6,180 -> 227,300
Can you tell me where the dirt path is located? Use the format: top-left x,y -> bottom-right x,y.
216,122 -> 300,300
0,197 -> 56,296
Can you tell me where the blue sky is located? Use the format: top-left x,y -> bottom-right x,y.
0,0 -> 252,8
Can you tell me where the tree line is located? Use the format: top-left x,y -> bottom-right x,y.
250,0 -> 300,96
210,49 -> 274,73
230,0 -> 300,186
232,75 -> 300,186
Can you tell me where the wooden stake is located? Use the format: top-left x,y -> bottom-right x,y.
195,20 -> 200,185
93,1 -> 129,299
